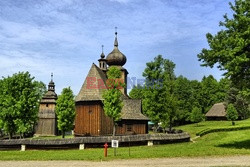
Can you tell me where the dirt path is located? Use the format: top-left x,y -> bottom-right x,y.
1,156 -> 250,167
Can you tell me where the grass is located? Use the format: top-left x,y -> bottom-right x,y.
176,119 -> 250,138
1,119 -> 250,160
1,130 -> 250,160
31,135 -> 74,140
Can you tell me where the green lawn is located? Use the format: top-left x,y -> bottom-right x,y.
176,119 -> 250,137
1,119 -> 250,160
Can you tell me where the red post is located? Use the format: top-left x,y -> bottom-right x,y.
104,143 -> 108,157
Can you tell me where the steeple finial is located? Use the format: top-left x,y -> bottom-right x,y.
48,73 -> 55,92
114,27 -> 118,47
51,73 -> 53,82
100,45 -> 105,58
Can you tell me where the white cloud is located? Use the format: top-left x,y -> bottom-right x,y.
0,0 -> 232,94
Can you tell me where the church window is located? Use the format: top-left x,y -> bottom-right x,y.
126,124 -> 132,132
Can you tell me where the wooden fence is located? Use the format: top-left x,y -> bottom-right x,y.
0,133 -> 190,151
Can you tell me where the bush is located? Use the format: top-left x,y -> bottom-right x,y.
226,104 -> 238,125
190,107 -> 204,125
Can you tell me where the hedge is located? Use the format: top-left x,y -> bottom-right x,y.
196,126 -> 250,137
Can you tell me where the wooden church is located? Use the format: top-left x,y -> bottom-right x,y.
74,31 -> 149,136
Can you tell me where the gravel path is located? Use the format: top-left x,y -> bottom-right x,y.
1,156 -> 250,167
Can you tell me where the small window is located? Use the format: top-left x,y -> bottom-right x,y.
126,124 -> 132,132
46,104 -> 49,107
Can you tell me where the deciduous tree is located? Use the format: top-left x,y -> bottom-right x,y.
190,107 -> 204,126
103,66 -> 124,136
226,87 -> 249,119
198,0 -> 250,99
0,72 -> 45,139
226,104 -> 238,125
142,55 -> 177,132
55,87 -> 75,138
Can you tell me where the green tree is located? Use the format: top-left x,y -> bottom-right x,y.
190,107 -> 204,126
200,75 -> 220,113
189,80 -> 203,112
217,78 -> 231,102
129,84 -> 144,99
226,87 -> 249,119
142,55 -> 178,132
34,81 -> 47,100
103,66 -> 124,136
226,104 -> 238,125
55,87 -> 75,138
174,76 -> 194,124
198,0 -> 250,99
0,72 -> 45,139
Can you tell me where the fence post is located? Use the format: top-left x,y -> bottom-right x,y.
79,144 -> 85,150
21,145 -> 26,151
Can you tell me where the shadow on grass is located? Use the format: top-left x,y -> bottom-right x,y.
217,139 -> 250,149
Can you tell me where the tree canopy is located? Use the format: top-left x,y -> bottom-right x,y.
190,107 -> 204,126
0,72 -> 45,139
102,66 -> 123,136
55,87 -> 75,138
130,55 -> 231,127
226,103 -> 238,125
142,55 -> 177,131
198,0 -> 250,98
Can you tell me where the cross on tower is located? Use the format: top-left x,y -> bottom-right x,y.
115,27 -> 117,36
51,73 -> 53,81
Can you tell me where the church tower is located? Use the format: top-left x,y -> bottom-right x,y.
106,29 -> 128,95
35,73 -> 58,136
98,45 -> 107,71
74,30 -> 149,136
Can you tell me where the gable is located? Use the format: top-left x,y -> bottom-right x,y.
75,63 -> 107,102
205,103 -> 226,117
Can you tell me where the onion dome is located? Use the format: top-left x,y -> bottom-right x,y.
100,52 -> 105,59
106,31 -> 127,66
100,45 -> 105,59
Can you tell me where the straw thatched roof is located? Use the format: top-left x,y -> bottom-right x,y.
205,103 -> 226,117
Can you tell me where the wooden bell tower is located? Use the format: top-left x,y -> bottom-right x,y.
35,73 -> 58,136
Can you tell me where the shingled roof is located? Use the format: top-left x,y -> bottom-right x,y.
121,99 -> 149,120
40,81 -> 57,104
40,91 -> 57,104
205,103 -> 226,117
75,63 -> 107,102
75,63 -> 149,121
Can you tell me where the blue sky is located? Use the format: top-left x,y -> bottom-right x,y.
0,0 -> 232,95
